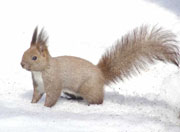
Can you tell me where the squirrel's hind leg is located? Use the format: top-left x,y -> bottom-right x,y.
79,79 -> 104,105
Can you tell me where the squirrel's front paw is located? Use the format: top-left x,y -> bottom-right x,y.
31,93 -> 43,103
44,102 -> 55,107
44,97 -> 58,107
31,99 -> 39,103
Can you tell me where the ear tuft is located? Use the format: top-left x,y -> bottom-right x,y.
30,26 -> 49,55
36,28 -> 49,55
37,28 -> 48,45
31,26 -> 38,46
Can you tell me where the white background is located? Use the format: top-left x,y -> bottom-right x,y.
0,0 -> 180,131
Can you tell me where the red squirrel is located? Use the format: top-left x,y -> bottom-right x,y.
21,25 -> 180,107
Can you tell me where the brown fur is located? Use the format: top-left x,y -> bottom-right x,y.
21,26 -> 180,107
98,25 -> 180,84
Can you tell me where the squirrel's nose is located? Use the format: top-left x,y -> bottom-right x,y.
21,62 -> 25,68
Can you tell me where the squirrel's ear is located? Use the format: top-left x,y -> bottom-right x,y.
31,26 -> 38,46
37,44 -> 47,56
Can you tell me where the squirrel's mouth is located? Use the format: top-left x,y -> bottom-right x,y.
26,68 -> 31,71
24,66 -> 31,71
21,62 -> 31,71
22,66 -> 31,71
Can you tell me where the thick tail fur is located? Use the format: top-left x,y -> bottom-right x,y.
97,25 -> 180,84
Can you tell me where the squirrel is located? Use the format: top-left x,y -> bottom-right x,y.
21,25 -> 180,107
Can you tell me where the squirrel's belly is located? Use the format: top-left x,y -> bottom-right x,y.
32,71 -> 44,94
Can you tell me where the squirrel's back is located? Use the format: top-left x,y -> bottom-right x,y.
49,56 -> 104,90
53,56 -> 101,75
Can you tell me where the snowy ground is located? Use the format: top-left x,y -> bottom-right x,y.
1,0 -> 180,132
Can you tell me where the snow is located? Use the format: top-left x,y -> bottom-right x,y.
0,0 -> 180,131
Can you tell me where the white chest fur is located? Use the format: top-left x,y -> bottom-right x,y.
32,71 -> 44,94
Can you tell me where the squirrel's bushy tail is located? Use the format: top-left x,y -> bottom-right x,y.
97,25 -> 180,84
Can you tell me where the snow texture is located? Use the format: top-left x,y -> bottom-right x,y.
0,0 -> 180,132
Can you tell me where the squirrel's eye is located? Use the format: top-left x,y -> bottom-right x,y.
32,56 -> 37,61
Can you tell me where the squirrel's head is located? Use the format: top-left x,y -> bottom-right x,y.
21,27 -> 50,71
